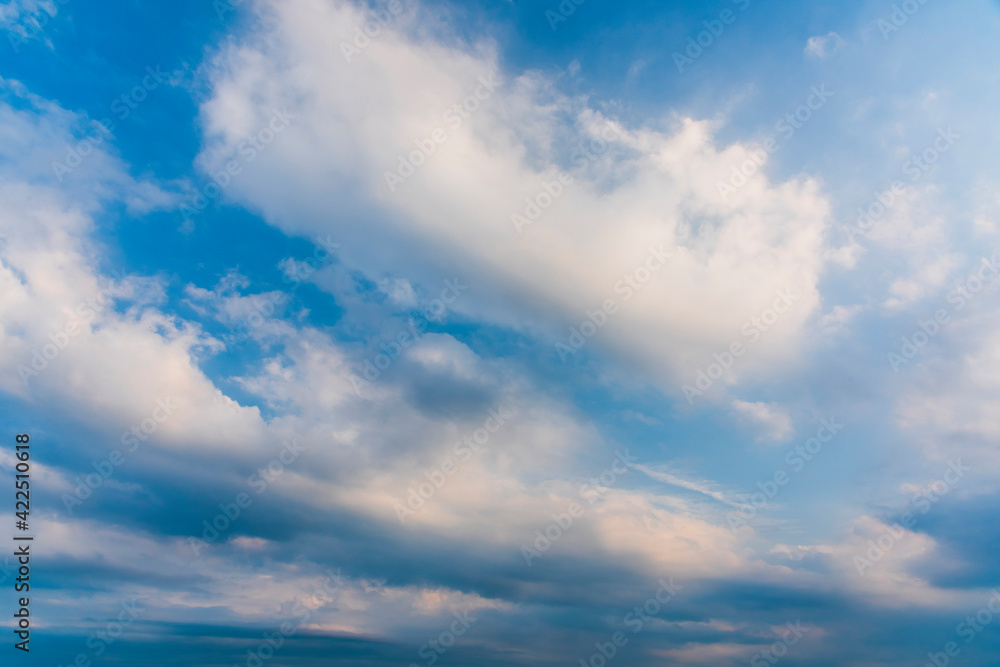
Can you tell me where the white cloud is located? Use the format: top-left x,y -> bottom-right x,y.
626,58 -> 647,83
0,0 -> 57,34
805,32 -> 845,59
818,304 -> 864,335
0,83 -> 268,456
883,251 -> 965,310
633,463 -> 741,507
894,305 -> 1000,472
4,2 -> 1000,658
731,400 -> 794,443
0,76 -> 767,598
785,515 -> 977,610
194,0 -> 835,400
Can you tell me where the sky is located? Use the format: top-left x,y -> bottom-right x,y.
1,0 -> 1000,665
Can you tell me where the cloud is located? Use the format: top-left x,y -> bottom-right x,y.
894,302 -> 1000,472
626,58 -> 647,83
5,1 -> 1000,663
0,77 -> 765,633
788,515 -> 973,610
194,0 -> 834,400
805,32 -> 846,59
731,400 -> 794,443
817,303 -> 864,335
883,251 -> 965,310
633,463 -> 741,507
0,0 -> 58,37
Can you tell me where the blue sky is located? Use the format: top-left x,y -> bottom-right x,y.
2,0 -> 1000,664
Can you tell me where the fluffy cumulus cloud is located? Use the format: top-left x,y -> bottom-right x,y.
2,0 -> 1000,664
194,0 -> 833,400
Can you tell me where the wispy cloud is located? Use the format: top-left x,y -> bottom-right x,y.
731,400 -> 794,443
633,463 -> 742,507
